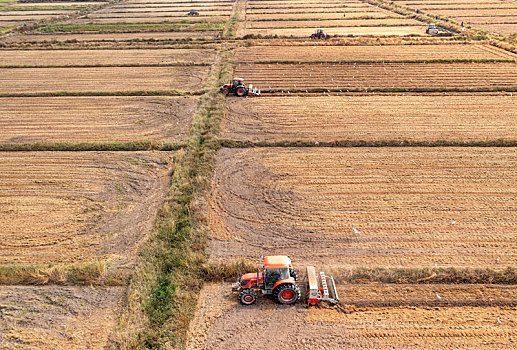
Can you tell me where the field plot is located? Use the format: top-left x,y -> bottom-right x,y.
221,94 -> 517,142
0,66 -> 209,93
233,62 -> 517,90
188,284 -> 517,349
0,30 -> 220,42
208,147 -> 517,268
0,151 -> 171,264
0,48 -> 216,66
234,44 -> 517,62
394,0 -> 517,34
240,0 -> 426,37
0,286 -> 124,349
0,96 -> 198,143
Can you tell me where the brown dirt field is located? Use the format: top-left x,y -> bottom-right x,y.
233,62 -> 517,90
0,31 -> 220,42
0,96 -> 198,143
88,11 -> 231,18
208,147 -> 517,268
0,66 -> 209,93
0,286 -> 124,349
0,48 -> 216,66
245,18 -> 421,29
457,16 -> 517,25
245,12 -> 394,20
239,26 -> 427,36
0,151 -> 172,264
423,9 -> 517,17
0,10 -> 75,16
234,44 -> 517,62
477,23 -> 517,34
397,0 -> 517,10
73,15 -> 228,23
247,7 -> 381,14
220,94 -> 517,142
187,284 -> 517,349
3,2 -> 105,7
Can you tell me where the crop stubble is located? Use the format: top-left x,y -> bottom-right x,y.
208,147 -> 517,268
221,94 -> 517,142
0,151 -> 171,264
0,96 -> 198,143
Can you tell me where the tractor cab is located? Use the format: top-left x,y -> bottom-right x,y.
220,77 -> 260,97
310,28 -> 329,40
426,23 -> 439,35
262,256 -> 297,291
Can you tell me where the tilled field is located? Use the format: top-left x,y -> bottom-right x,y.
0,96 -> 198,143
0,151 -> 171,264
233,62 -> 517,90
187,284 -> 517,350
0,48 -> 216,66
241,25 -> 425,36
0,66 -> 210,93
221,94 -> 517,142
208,147 -> 517,268
234,44 -> 517,62
0,286 -> 124,348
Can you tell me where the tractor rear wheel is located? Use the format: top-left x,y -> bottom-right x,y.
273,284 -> 301,305
239,290 -> 257,305
236,87 -> 246,97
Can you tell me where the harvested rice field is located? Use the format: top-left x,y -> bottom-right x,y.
0,30 -> 221,42
0,66 -> 210,93
0,48 -> 216,66
240,25 -> 426,36
0,96 -> 198,143
187,283 -> 517,349
221,94 -> 517,142
233,62 -> 517,90
208,147 -> 517,268
0,151 -> 171,264
394,0 -> 517,34
234,44 -> 517,62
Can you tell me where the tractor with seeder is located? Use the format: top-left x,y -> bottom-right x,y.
187,9 -> 199,16
220,77 -> 261,97
232,256 -> 339,306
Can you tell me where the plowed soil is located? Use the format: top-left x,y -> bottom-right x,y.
0,31 -> 220,42
221,94 -> 517,142
0,96 -> 198,143
239,25 -> 425,36
233,62 -> 517,90
245,18 -> 421,29
0,49 -> 216,66
208,147 -> 517,268
0,286 -> 124,349
0,151 -> 172,264
0,66 -> 209,93
234,44 -> 517,62
187,284 -> 517,350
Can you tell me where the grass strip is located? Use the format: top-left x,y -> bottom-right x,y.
32,22 -> 225,33
201,260 -> 517,285
0,141 -> 184,152
0,90 -> 205,97
0,261 -> 129,286
112,49 -> 231,348
218,139 -> 517,148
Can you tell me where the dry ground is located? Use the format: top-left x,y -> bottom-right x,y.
0,31 -> 221,42
233,62 -> 517,90
0,66 -> 210,93
0,48 -> 216,66
208,147 -> 517,268
187,284 -> 517,350
0,151 -> 172,264
220,94 -> 517,142
234,44 -> 517,62
0,286 -> 124,349
0,96 -> 198,143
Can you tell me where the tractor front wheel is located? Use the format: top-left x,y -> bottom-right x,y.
273,284 -> 301,305
239,290 -> 257,305
222,88 -> 229,95
236,87 -> 246,96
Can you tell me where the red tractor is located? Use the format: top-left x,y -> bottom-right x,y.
188,9 -> 199,16
220,77 -> 261,97
232,256 -> 339,306
310,28 -> 329,40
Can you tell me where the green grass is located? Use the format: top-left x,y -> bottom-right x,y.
0,26 -> 9,33
32,22 -> 225,34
